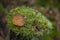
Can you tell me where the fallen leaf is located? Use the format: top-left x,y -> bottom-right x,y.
12,14 -> 25,26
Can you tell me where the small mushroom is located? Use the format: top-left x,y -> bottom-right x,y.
12,14 -> 25,26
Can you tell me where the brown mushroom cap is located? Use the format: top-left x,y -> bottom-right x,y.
12,14 -> 25,26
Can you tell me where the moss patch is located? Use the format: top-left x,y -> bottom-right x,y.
7,6 -> 53,38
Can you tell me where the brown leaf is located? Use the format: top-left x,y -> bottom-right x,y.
12,14 -> 25,27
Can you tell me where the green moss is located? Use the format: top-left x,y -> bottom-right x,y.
7,6 -> 53,38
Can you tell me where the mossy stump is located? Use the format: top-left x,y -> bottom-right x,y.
7,6 -> 53,40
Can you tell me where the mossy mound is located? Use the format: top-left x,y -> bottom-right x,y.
7,6 -> 53,38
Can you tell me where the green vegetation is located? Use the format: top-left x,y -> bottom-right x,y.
7,6 -> 53,39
